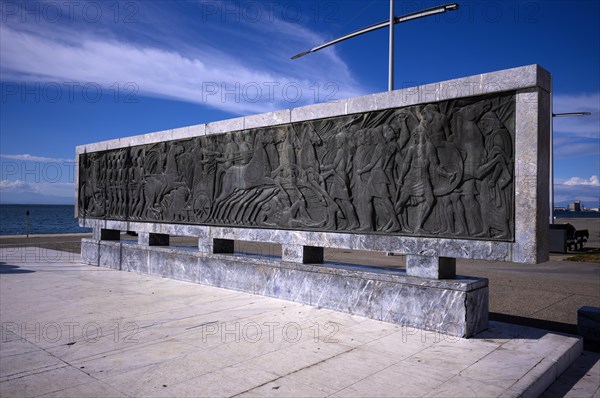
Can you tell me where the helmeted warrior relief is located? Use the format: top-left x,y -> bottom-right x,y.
79,92 -> 516,241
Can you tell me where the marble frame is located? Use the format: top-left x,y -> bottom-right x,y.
76,64 -> 551,264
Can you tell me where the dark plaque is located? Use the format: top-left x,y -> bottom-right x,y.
79,92 -> 515,241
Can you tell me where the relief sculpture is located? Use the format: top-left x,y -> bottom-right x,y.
79,92 -> 516,241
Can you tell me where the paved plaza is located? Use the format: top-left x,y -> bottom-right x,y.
1,246 -> 597,397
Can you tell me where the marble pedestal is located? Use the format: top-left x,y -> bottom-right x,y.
81,238 -> 488,338
75,65 -> 552,340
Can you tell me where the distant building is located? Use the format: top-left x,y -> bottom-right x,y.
568,201 -> 582,212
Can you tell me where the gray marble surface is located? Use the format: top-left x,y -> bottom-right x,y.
80,219 -> 512,263
76,64 -> 551,265
81,239 -> 489,337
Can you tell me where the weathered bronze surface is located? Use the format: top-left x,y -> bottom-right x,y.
79,92 -> 515,240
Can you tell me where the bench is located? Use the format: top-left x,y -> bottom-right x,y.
549,223 -> 589,253
569,229 -> 589,251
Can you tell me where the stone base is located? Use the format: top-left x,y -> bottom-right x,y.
81,239 -> 489,338
578,306 -> 600,351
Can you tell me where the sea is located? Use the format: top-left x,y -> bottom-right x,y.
553,210 -> 600,219
0,205 -> 92,236
0,204 -> 598,236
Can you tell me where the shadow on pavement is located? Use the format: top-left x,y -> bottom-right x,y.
472,320 -> 550,341
490,312 -> 577,334
540,351 -> 600,397
0,262 -> 35,274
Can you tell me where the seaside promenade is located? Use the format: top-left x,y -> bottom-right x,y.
1,217 -> 598,397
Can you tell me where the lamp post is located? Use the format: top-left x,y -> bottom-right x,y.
550,111 -> 592,223
291,2 -> 459,91
389,0 -> 394,92
552,112 -> 592,117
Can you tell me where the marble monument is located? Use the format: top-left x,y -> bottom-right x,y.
77,65 -> 551,337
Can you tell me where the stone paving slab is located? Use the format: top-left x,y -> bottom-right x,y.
2,230 -> 599,331
0,247 -> 586,397
541,351 -> 600,398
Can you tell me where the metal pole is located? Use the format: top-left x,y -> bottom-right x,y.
291,3 -> 458,61
26,210 -> 29,238
550,92 -> 554,224
388,0 -> 394,91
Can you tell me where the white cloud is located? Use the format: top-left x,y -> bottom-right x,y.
554,140 -> 600,159
554,188 -> 599,205
0,180 -> 29,191
0,179 -> 74,198
0,154 -> 75,163
563,175 -> 600,187
554,93 -> 600,113
554,176 -> 600,204
0,7 -> 366,116
553,136 -> 599,159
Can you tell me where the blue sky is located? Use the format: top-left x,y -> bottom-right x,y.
0,0 -> 599,207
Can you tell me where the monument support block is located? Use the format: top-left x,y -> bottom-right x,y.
100,228 -> 120,241
213,238 -> 234,254
198,237 -> 234,253
282,244 -> 324,264
406,255 -> 456,279
139,232 -> 169,246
